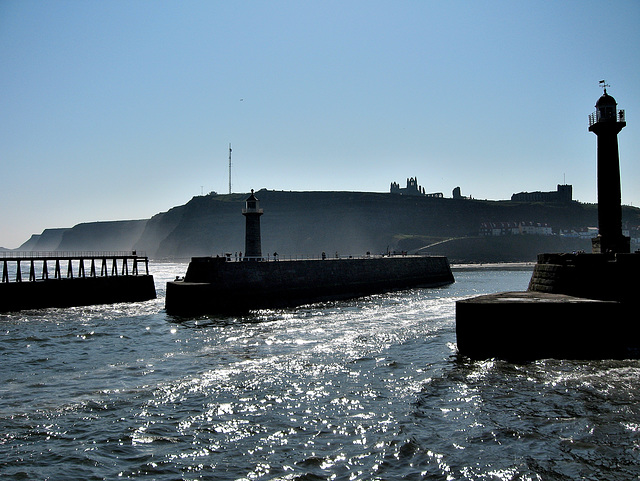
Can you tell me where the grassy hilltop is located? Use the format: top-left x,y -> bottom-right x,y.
18,190 -> 640,263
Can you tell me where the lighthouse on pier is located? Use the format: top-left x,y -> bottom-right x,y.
242,189 -> 264,260
588,83 -> 629,254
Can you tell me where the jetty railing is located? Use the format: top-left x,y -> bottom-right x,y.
222,252 -> 412,262
1,251 -> 150,283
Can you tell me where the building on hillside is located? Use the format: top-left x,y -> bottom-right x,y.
519,221 -> 553,236
390,177 -> 443,198
479,221 -> 553,237
511,184 -> 573,203
558,227 -> 599,239
452,186 -> 471,199
623,223 -> 640,246
556,225 -> 640,243
479,222 -> 519,236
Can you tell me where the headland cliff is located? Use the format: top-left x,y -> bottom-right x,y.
15,190 -> 640,263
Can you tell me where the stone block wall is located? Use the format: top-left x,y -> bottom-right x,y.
528,252 -> 639,302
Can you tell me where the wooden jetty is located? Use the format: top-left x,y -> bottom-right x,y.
0,251 -> 156,312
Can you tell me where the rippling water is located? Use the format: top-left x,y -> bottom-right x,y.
1,264 -> 639,480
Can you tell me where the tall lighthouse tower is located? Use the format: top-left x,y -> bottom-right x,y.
588,83 -> 629,254
242,189 -> 263,260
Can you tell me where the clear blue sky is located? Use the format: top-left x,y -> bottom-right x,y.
1,0 -> 639,248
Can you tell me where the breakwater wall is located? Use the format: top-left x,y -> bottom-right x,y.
1,252 -> 156,312
456,291 -> 632,361
528,252 -> 638,302
166,255 -> 454,315
456,251 -> 640,360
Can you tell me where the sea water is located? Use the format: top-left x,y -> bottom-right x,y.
1,264 -> 638,480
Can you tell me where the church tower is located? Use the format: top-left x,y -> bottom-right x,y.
588,84 -> 629,254
242,189 -> 263,260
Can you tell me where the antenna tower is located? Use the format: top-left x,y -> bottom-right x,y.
228,143 -> 232,194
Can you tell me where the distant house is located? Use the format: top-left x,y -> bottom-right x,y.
390,177 -> 443,198
511,184 -> 572,203
558,227 -> 598,239
558,225 -> 638,243
479,222 -> 519,236
623,223 -> 640,245
480,221 -> 552,236
518,221 -> 552,236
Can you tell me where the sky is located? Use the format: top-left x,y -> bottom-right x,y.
1,0 -> 639,248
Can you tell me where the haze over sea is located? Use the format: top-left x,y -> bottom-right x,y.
1,264 -> 638,480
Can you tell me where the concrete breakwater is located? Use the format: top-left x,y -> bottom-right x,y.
166,255 -> 454,315
456,248 -> 640,361
0,252 -> 156,312
528,252 -> 638,302
456,290 -> 631,360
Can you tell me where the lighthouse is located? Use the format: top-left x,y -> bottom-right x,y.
588,84 -> 629,254
242,189 -> 263,260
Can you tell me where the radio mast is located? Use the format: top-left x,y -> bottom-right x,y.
228,143 -> 232,194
